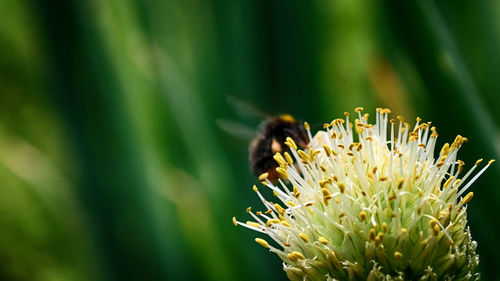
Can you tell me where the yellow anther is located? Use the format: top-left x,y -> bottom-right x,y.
322,188 -> 331,197
462,192 -> 474,204
284,152 -> 293,165
432,224 -> 440,236
338,182 -> 346,193
397,115 -> 404,122
397,178 -> 404,190
273,191 -> 279,197
357,143 -> 363,151
440,143 -> 450,155
297,150 -> 309,161
344,112 -> 350,117
252,185 -> 259,192
299,233 -> 309,243
288,251 -> 305,262
275,167 -> 288,179
443,176 -> 454,188
274,203 -> 285,216
323,145 -> 332,157
355,106 -> 364,112
258,172 -> 269,181
310,149 -> 321,161
457,160 -> 464,173
359,211 -> 367,221
375,233 -> 384,246
401,228 -> 407,235
255,238 -> 269,248
323,123 -> 331,129
293,186 -> 300,198
273,153 -> 287,167
265,219 -> 280,227
429,219 -> 437,228
283,241 -> 291,247
318,236 -> 329,245
348,143 -> 356,151
363,113 -> 369,120
286,200 -> 296,207
246,207 -> 252,213
369,229 -> 376,241
256,211 -> 262,216
489,159 -> 496,165
246,221 -> 261,228
232,217 -> 237,226
416,117 -> 422,123
265,210 -> 273,214
475,159 -> 483,166
382,222 -> 388,233
281,221 -> 291,227
394,251 -> 403,260
285,137 -> 297,150
388,193 -> 396,201
304,122 -> 310,131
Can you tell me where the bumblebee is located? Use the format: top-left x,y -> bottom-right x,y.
249,114 -> 309,181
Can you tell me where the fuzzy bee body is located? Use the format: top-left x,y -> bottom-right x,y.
249,115 -> 309,181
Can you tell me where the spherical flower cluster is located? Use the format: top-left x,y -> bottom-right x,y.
233,107 -> 493,281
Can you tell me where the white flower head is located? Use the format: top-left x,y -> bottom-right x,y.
234,107 -> 493,281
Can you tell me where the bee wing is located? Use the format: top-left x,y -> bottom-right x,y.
227,95 -> 270,122
216,119 -> 256,141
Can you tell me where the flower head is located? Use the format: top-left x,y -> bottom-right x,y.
234,107 -> 493,280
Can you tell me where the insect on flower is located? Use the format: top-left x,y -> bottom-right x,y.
249,114 -> 309,182
216,97 -> 310,182
233,107 -> 493,281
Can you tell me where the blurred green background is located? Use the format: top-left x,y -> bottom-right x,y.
1,0 -> 500,280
